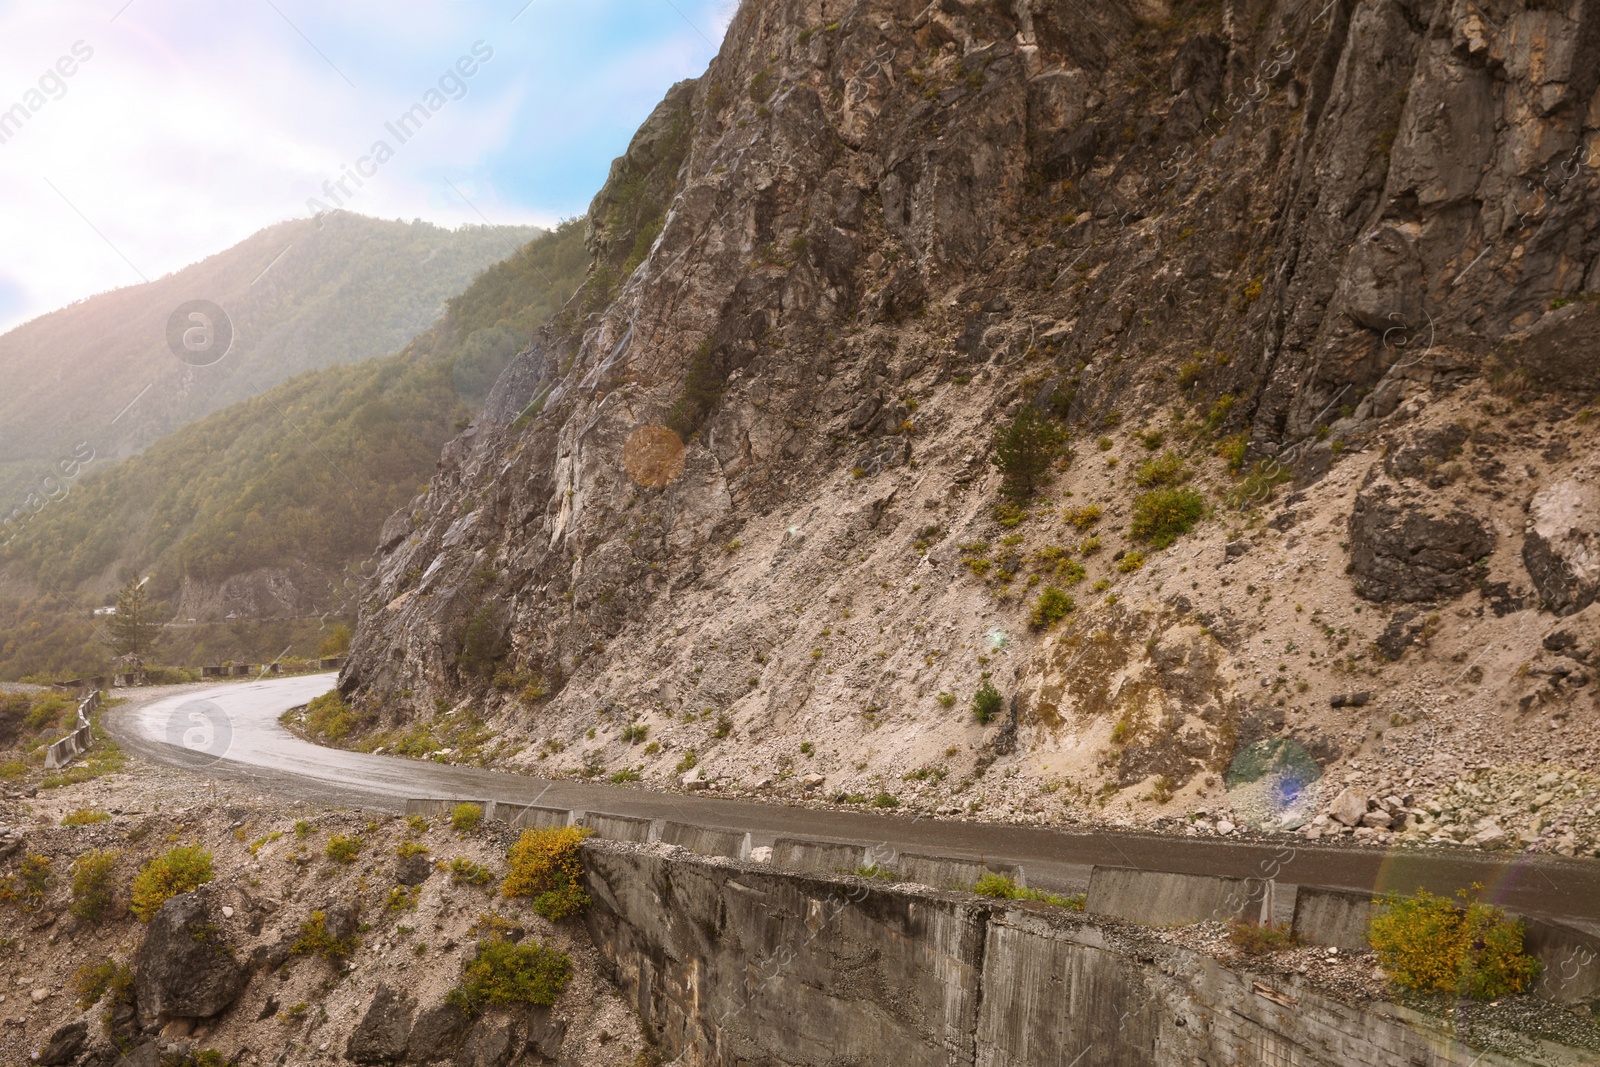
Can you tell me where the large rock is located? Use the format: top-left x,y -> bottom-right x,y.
1511,302 -> 1600,393
133,888 -> 247,1021
405,1002 -> 471,1063
394,853 -> 432,887
1523,467 -> 1600,614
523,1005 -> 566,1062
36,1021 -> 88,1066
459,1016 -> 515,1067
1349,482 -> 1494,602
1327,787 -> 1369,828
347,984 -> 414,1064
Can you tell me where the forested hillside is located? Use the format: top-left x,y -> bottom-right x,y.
0,212 -> 541,504
0,220 -> 588,679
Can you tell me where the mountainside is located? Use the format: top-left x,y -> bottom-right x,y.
339,0 -> 1600,852
0,212 -> 540,507
0,222 -> 587,680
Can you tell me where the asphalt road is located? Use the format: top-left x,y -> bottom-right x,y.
106,674 -> 1600,928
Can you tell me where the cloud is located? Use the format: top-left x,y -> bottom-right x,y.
0,0 -> 731,334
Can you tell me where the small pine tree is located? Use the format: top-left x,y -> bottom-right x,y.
107,578 -> 159,671
991,406 -> 1064,501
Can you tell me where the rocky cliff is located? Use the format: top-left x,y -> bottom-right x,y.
341,0 -> 1600,849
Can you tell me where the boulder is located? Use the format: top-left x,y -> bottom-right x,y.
1523,468 -> 1600,614
347,984 -> 415,1064
36,1021 -> 88,1066
523,1005 -> 566,1062
133,888 -> 247,1021
1360,809 -> 1394,830
113,1043 -> 160,1067
1349,481 -> 1494,602
1327,787 -> 1369,827
322,900 -> 361,943
460,1016 -> 515,1067
406,1002 -> 471,1063
395,853 -> 432,887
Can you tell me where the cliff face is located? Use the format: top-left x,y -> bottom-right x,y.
342,0 -> 1600,841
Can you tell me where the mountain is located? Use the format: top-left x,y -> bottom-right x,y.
0,220 -> 588,679
325,0 -> 1600,851
0,211 -> 542,506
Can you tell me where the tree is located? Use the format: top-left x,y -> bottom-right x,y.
991,405 -> 1065,501
107,577 -> 159,670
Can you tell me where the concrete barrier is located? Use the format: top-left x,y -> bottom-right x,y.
1086,865 -> 1269,927
404,798 -> 495,821
230,664 -> 254,677
320,656 -> 345,670
1292,885 -> 1375,952
43,690 -> 99,770
1525,917 -> 1600,1006
504,805 -> 576,830
579,812 -> 658,843
202,666 -> 225,678
894,852 -> 1025,892
660,822 -> 751,860
771,837 -> 868,874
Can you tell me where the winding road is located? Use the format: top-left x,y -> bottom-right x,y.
108,674 -> 1600,928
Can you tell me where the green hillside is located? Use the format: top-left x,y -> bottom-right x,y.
0,220 -> 589,680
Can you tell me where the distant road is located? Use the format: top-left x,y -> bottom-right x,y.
107,675 -> 1600,928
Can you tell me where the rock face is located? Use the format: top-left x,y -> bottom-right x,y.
1524,466 -> 1600,614
133,888 -> 247,1021
337,0 -> 1600,807
35,1021 -> 88,1067
348,984 -> 415,1064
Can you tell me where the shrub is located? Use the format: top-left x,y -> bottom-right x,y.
1063,504 -> 1102,529
69,849 -> 120,923
1229,921 -> 1296,954
1116,551 -> 1146,573
675,750 -> 699,773
1130,488 -> 1205,548
62,808 -> 111,826
452,803 -> 484,833
1029,586 -> 1075,629
325,834 -> 362,863
1134,450 -> 1187,488
397,841 -> 429,858
292,910 -> 358,959
456,602 -> 510,679
502,827 -> 593,920
304,691 -> 365,743
0,852 -> 53,913
449,857 -> 494,886
447,935 -> 572,1016
854,864 -> 896,880
608,768 -> 641,783
620,722 -> 649,744
870,791 -> 900,808
1367,888 -> 1541,999
936,692 -> 957,709
971,681 -> 1004,725
405,814 -> 429,834
130,845 -> 212,921
973,873 -> 1080,908
991,406 -> 1065,500
73,960 -> 132,1009
385,885 -> 419,912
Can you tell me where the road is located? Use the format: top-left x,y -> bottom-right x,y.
107,674 -> 1600,927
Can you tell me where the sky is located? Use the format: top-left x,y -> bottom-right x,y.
0,0 -> 737,333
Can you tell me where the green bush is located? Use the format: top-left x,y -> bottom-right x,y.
73,959 -> 132,1009
130,845 -> 212,921
452,803 -> 484,833
61,808 -> 111,826
1133,450 -> 1187,488
1130,488 -> 1205,548
447,935 -> 572,1016
304,691 -> 366,743
870,791 -> 899,808
0,852 -> 53,913
971,681 -> 1004,725
1368,888 -> 1541,999
325,834 -> 362,863
973,873 -> 1081,908
501,827 -> 592,921
1229,921 -> 1295,953
456,603 -> 509,679
292,910 -> 358,959
69,849 -> 120,923
449,857 -> 493,886
1029,586 -> 1075,630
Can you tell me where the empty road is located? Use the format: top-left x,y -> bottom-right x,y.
106,674 -> 1600,928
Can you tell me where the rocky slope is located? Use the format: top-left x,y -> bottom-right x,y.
340,0 -> 1600,852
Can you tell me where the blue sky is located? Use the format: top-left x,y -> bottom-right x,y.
0,0 -> 735,332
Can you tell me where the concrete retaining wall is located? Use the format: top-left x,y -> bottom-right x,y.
582,843 -> 1543,1067
579,812 -> 657,843
659,822 -> 751,859
771,837 -> 868,874
1086,865 -> 1269,926
1526,918 -> 1600,1007
1292,885 -> 1376,952
503,804 -> 576,830
894,851 -> 1024,891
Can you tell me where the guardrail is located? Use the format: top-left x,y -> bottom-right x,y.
43,689 -> 100,770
